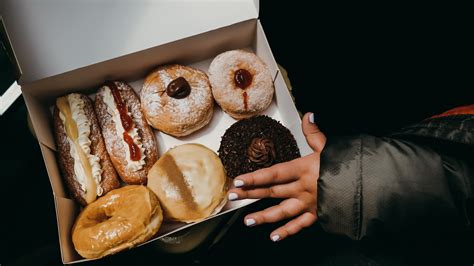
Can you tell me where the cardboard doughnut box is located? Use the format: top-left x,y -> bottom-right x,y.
0,0 -> 311,263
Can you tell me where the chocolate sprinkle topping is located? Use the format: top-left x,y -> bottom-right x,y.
218,115 -> 301,179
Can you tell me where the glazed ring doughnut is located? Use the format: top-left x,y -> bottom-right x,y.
208,50 -> 274,119
141,64 -> 214,137
72,185 -> 163,259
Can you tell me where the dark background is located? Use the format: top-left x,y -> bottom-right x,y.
0,1 -> 472,265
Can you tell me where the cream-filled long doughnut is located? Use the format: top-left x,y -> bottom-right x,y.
95,81 -> 158,184
54,93 -> 120,206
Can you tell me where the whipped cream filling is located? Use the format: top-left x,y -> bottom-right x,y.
59,93 -> 103,196
102,86 -> 146,172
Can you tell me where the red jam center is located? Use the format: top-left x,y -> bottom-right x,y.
123,132 -> 141,161
243,91 -> 248,110
234,69 -> 252,89
106,81 -> 141,161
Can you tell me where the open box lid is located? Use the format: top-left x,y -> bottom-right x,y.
0,0 -> 259,114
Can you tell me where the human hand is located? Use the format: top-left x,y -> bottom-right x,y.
227,113 -> 326,242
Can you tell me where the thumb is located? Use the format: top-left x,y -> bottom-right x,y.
302,112 -> 326,152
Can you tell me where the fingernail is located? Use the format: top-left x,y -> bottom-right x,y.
271,235 -> 280,242
228,193 -> 238,201
234,179 -> 244,188
245,218 -> 256,226
309,113 -> 315,124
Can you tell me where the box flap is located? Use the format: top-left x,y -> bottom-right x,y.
0,0 -> 258,84
54,195 -> 82,264
0,81 -> 22,115
0,16 -> 23,115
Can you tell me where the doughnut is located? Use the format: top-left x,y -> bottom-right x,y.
147,144 -> 228,223
218,115 -> 301,178
208,50 -> 274,119
95,81 -> 159,185
54,93 -> 120,206
141,65 -> 214,137
72,185 -> 163,259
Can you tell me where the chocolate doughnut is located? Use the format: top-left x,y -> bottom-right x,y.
218,115 -> 300,179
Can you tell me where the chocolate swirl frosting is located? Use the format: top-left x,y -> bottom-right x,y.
247,137 -> 276,167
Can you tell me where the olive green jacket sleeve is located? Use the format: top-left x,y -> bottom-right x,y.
317,115 -> 474,240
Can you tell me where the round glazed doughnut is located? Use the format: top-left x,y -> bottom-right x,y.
208,50 -> 274,119
218,115 -> 301,179
141,65 -> 214,137
72,185 -> 163,259
147,144 -> 228,223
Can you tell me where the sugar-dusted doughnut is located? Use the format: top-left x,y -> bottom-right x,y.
141,65 -> 214,137
209,50 -> 274,119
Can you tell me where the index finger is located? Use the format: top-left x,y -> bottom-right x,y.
234,160 -> 298,188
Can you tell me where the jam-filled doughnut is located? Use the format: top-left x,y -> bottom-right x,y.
218,115 -> 300,178
140,65 -> 214,137
95,81 -> 158,185
209,50 -> 274,119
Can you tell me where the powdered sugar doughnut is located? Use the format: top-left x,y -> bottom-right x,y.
141,65 -> 214,137
208,50 -> 274,120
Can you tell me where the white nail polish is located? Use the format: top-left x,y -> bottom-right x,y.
234,179 -> 244,188
228,193 -> 238,201
245,218 -> 256,226
309,113 -> 315,124
271,235 -> 280,242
